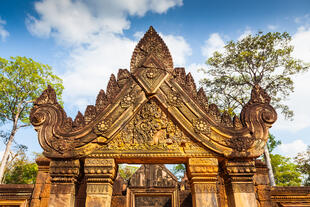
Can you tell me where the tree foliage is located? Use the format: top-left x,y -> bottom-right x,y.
201,32 -> 309,118
295,146 -> 310,186
270,154 -> 302,186
2,146 -> 38,184
0,56 -> 63,125
118,164 -> 139,181
171,164 -> 186,180
0,56 -> 64,183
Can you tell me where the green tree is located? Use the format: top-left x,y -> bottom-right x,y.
267,134 -> 282,153
0,56 -> 63,183
118,164 -> 139,181
202,32 -> 308,118
3,147 -> 38,184
295,146 -> 310,186
171,164 -> 186,180
271,154 -> 302,186
201,31 -> 308,186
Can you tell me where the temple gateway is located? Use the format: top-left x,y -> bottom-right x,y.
1,26 -> 309,207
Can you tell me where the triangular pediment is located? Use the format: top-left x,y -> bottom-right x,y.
31,26 -> 277,160
129,164 -> 178,188
89,99 -> 215,159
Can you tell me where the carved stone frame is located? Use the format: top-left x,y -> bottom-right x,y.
128,187 -> 179,207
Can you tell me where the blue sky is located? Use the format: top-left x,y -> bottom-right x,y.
0,0 -> 310,158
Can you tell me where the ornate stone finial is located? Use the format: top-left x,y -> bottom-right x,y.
73,111 -> 85,128
106,74 -> 120,101
84,105 -> 96,124
95,89 -> 108,112
130,26 -> 173,73
34,85 -> 57,105
185,73 -> 197,96
249,84 -> 271,104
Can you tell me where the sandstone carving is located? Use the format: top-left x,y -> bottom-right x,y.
30,26 -> 277,160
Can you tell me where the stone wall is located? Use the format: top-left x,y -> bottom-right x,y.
1,160 -> 310,207
0,184 -> 33,207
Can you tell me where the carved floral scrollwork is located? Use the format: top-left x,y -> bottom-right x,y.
120,93 -> 136,108
225,136 -> 255,152
193,119 -> 211,136
145,68 -> 159,79
95,120 -> 111,134
167,92 -> 182,107
51,139 -> 73,152
98,100 -> 210,154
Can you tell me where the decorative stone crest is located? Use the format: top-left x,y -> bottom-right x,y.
130,26 -> 173,73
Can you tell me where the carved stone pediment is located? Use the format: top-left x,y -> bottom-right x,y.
30,26 -> 277,160
89,99 -> 214,159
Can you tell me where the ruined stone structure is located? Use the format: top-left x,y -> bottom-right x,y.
1,26 -> 308,207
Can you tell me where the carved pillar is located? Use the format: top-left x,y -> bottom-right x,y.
187,158 -> 219,207
30,156 -> 51,207
223,160 -> 258,207
84,158 -> 117,207
49,159 -> 80,207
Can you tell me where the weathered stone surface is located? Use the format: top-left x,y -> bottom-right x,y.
223,160 -> 258,207
30,156 -> 51,207
271,186 -> 310,207
30,26 -> 277,160
26,26 -> 281,207
187,158 -> 219,207
84,158 -> 117,207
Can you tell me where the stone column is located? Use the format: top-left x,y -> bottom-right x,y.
84,158 -> 117,207
187,158 -> 219,207
223,160 -> 258,207
49,159 -> 80,207
30,156 -> 50,207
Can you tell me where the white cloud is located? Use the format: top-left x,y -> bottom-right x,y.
237,28 -> 252,41
0,151 -> 3,159
62,34 -> 136,110
26,0 -> 182,46
27,0 -> 185,111
186,63 -> 207,85
0,17 -> 9,41
292,26 -> 310,62
201,29 -> 253,60
201,33 -> 225,58
273,26 -> 310,132
267,24 -> 278,30
278,139 -> 307,158
160,33 -> 192,66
